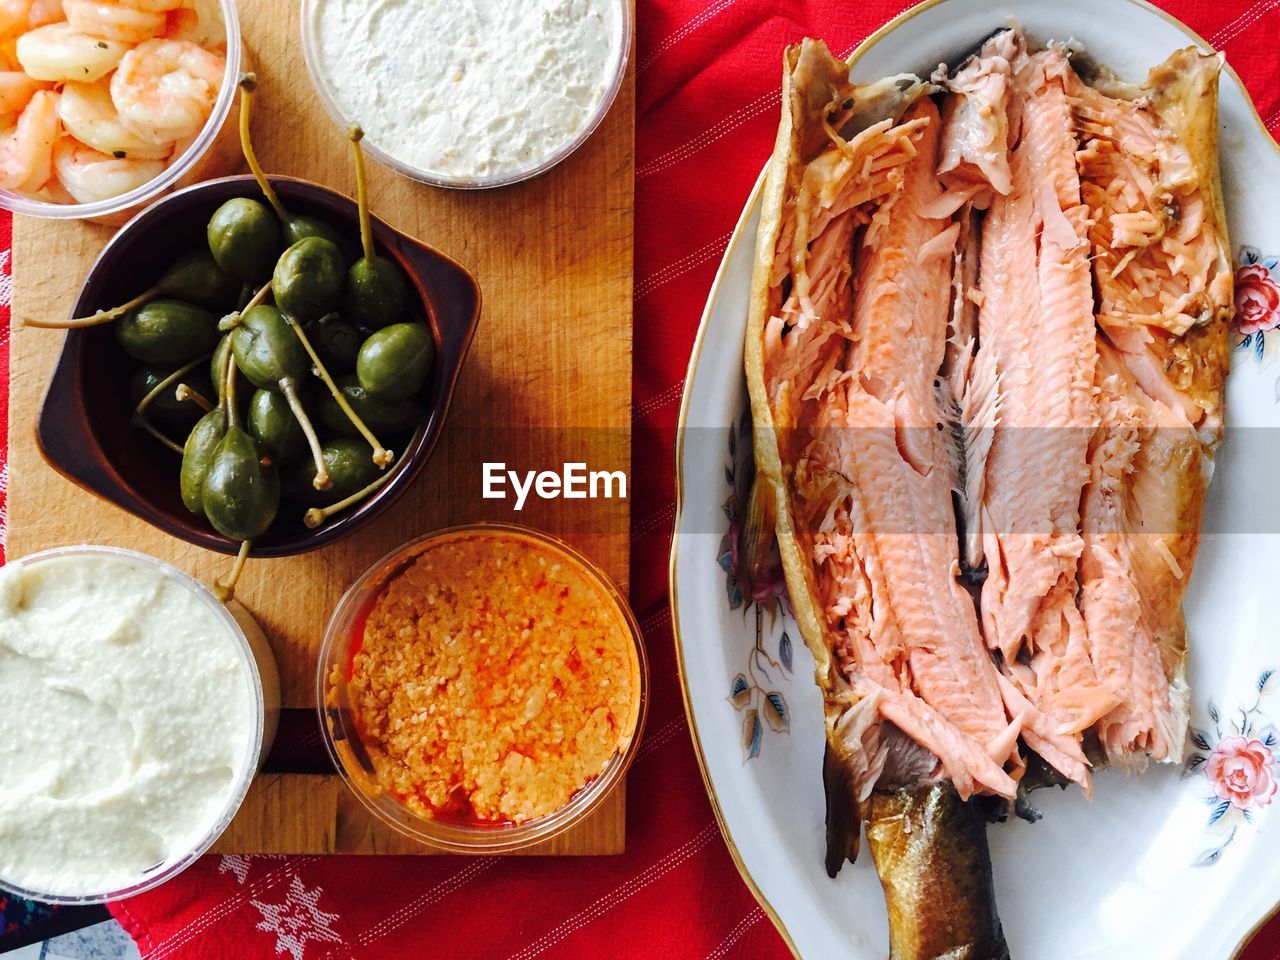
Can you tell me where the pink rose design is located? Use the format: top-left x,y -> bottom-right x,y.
1205,736 -> 1278,809
1235,264 -> 1280,335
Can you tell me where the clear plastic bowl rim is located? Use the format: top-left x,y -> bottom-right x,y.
317,522 -> 649,853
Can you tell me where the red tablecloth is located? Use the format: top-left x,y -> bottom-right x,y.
2,1 -> 1278,957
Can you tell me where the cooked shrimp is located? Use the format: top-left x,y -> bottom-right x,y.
64,0 -> 165,43
110,37 -> 222,144
58,79 -> 171,157
161,0 -> 221,48
0,0 -> 61,44
23,175 -> 72,201
29,0 -> 63,25
0,69 -> 46,114
53,135 -> 164,201
16,22 -> 128,82
0,88 -> 57,190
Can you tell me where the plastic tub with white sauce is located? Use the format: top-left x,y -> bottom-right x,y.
0,546 -> 279,904
301,0 -> 632,189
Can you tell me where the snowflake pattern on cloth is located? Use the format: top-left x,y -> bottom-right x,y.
0,250 -> 12,312
250,874 -> 344,960
217,855 -> 253,886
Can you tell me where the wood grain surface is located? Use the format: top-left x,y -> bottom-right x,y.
7,0 -> 634,855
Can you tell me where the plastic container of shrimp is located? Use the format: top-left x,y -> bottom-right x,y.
0,0 -> 245,224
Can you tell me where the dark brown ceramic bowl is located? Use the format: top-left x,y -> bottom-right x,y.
37,175 -> 480,557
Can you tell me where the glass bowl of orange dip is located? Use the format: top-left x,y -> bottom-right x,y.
318,524 -> 647,852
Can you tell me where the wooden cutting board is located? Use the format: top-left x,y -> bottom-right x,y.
7,0 -> 634,855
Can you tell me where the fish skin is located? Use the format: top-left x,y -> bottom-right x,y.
824,742 -> 863,877
937,28 -> 1023,200
1078,339 -> 1203,766
861,783 -> 1011,960
1069,57 -> 1227,436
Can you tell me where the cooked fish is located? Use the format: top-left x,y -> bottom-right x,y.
967,42 -> 1108,789
740,28 -> 1231,960
745,37 -> 1012,959
1070,48 -> 1232,768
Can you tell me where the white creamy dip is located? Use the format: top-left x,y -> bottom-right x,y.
0,553 -> 258,897
310,0 -> 622,181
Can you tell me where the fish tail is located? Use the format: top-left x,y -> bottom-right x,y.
823,742 -> 862,878
861,783 -> 1010,960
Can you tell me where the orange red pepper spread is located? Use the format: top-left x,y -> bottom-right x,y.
346,531 -> 640,824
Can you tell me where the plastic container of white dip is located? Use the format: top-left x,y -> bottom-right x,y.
0,546 -> 279,904
301,0 -> 632,189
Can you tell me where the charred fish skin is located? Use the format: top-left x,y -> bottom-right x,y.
861,784 -> 1010,960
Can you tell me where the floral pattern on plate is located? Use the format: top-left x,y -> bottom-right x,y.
719,409 -> 793,760
1232,247 -> 1280,364
1184,668 -> 1279,866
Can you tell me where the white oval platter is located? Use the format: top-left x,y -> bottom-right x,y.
670,0 -> 1280,957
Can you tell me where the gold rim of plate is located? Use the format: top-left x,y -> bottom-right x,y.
665,0 -> 1280,956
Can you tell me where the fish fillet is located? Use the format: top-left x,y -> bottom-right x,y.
970,47 -> 1109,786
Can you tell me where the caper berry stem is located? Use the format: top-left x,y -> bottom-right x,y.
135,418 -> 184,455
221,341 -> 240,430
27,284 -> 162,329
175,383 -> 214,412
212,538 -> 252,602
303,467 -> 394,529
238,74 -> 289,224
220,282 -> 272,331
131,354 -> 209,453
279,376 -> 331,491
133,354 -> 209,417
285,315 -> 395,468
349,126 -> 376,264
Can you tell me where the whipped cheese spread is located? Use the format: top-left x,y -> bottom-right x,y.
0,552 -> 258,897
310,0 -> 622,181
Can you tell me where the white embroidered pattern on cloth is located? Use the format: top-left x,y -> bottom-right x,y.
214,856 -> 344,960
0,250 -> 12,313
217,854 -> 254,885
250,873 -> 345,960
